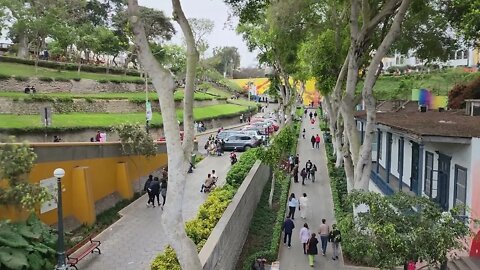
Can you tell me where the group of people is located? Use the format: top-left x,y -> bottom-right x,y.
24,85 -> 37,94
194,121 -> 206,133
200,170 -> 218,193
309,134 -> 321,149
282,216 -> 342,267
204,135 -> 224,156
143,172 -> 168,209
288,154 -> 317,185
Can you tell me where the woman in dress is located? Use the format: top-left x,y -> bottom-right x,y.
299,223 -> 311,254
299,193 -> 309,219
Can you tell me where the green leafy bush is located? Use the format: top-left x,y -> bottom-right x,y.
72,77 -> 81,82
0,74 -> 11,80
112,123 -> 157,157
0,214 -> 57,270
38,77 -> 53,82
14,76 -> 28,82
109,79 -> 122,84
151,149 -> 260,269
226,148 -> 260,187
53,77 -> 71,82
98,79 -> 109,84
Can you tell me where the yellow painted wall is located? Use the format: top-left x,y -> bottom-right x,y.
0,154 -> 167,225
231,78 -> 321,105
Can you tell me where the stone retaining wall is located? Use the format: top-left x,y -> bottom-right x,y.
0,112 -> 245,142
0,78 -> 145,93
0,97 -> 224,114
199,161 -> 271,270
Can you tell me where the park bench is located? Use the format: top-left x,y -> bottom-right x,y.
66,234 -> 101,270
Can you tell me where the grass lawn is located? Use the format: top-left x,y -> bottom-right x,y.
370,69 -> 480,99
0,104 -> 251,130
0,62 -> 141,81
0,89 -> 218,102
227,98 -> 260,108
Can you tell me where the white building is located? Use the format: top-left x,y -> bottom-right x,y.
355,100 -> 480,256
382,47 -> 479,69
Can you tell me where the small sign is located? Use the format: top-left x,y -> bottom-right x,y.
40,107 -> 52,126
146,101 -> 153,121
40,177 -> 57,214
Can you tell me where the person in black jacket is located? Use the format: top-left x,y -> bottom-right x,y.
329,224 -> 341,260
307,233 -> 319,267
160,179 -> 167,209
144,175 -> 153,207
281,217 -> 295,248
148,177 -> 161,207
310,135 -> 316,149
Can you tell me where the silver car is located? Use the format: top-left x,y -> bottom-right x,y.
222,135 -> 261,151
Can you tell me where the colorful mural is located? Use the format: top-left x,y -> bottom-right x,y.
232,78 -> 321,105
411,88 -> 448,109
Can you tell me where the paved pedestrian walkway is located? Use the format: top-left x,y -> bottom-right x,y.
78,105 -> 277,270
278,112 -> 345,269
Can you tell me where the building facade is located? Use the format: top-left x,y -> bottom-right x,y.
355,105 -> 480,257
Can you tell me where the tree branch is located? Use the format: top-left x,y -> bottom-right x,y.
171,0 -> 199,158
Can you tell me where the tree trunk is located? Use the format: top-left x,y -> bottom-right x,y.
268,171 -> 276,208
127,1 -> 202,269
17,34 -> 29,59
342,128 -> 355,192
172,0 -> 199,157
353,0 -> 412,190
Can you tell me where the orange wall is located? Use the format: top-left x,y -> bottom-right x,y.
0,154 -> 167,225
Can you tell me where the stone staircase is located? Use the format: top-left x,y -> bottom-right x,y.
448,257 -> 480,270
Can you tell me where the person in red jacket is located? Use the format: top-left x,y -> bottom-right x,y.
315,134 -> 321,149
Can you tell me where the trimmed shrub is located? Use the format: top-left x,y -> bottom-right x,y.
98,79 -> 109,84
0,74 -> 11,80
38,77 -> 54,82
109,79 -> 122,84
72,77 -> 81,81
54,77 -> 71,82
14,75 -> 28,82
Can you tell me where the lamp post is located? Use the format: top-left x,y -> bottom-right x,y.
54,168 -> 67,270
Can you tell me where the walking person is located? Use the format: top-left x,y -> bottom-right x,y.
314,111 -> 318,118
310,164 -> 317,182
305,160 -> 313,177
299,193 -> 309,219
240,113 -> 244,123
315,134 -> 321,149
282,217 -> 295,248
302,128 -> 306,139
149,177 -> 161,208
307,233 -> 319,267
292,164 -> 299,183
310,135 -> 316,149
318,219 -> 330,256
288,155 -> 294,172
294,154 -> 300,166
160,178 -> 167,209
309,111 -> 313,120
300,168 -> 308,185
299,223 -> 311,254
287,193 -> 298,219
329,224 -> 342,260
144,175 -> 153,207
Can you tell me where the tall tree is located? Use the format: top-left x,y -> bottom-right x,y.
188,18 -> 214,58
208,46 -> 241,76
127,0 -> 201,269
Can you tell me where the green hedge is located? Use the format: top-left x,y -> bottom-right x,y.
151,148 -> 260,269
0,56 -> 141,76
226,148 -> 261,187
239,124 -> 300,269
0,74 -> 11,80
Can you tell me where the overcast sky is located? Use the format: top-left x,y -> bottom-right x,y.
139,0 -> 259,67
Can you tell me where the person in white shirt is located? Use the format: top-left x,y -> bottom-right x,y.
287,193 -> 299,219
299,223 -> 311,254
299,193 -> 309,219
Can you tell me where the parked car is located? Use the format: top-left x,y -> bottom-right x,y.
216,130 -> 245,141
263,119 -> 280,131
242,129 -> 266,141
222,134 -> 261,151
242,126 -> 269,135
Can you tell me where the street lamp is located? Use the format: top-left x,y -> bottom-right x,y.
54,168 -> 67,270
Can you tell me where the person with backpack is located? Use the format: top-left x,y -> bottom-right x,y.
148,177 -> 161,208
310,164 -> 317,182
144,175 -> 153,207
300,168 -> 308,185
305,160 -> 313,175
329,224 -> 342,260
